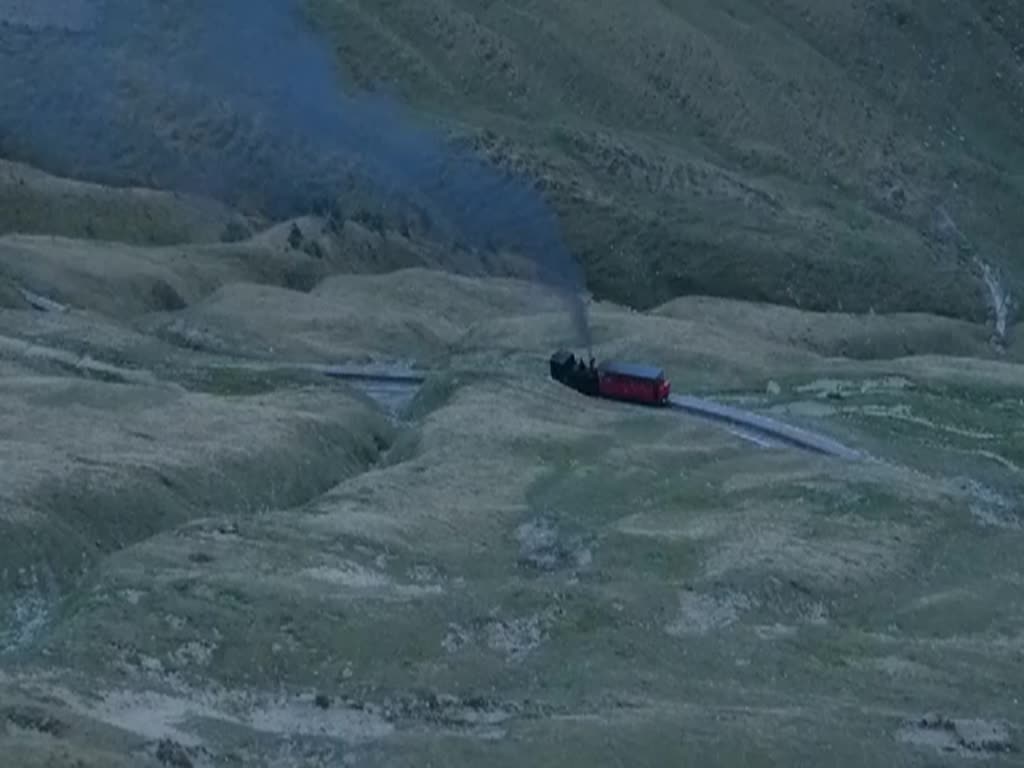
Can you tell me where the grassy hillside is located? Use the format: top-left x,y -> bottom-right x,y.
1,3 -> 1023,764
0,159 -> 257,245
0,228 -> 1022,766
306,0 -> 1023,320
2,1 -> 1020,325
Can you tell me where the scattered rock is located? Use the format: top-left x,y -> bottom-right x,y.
954,718 -> 1016,754
169,640 -> 215,668
442,623 -> 472,654
314,693 -> 331,710
898,713 -> 1016,755
483,614 -> 545,661
665,589 -> 756,637
4,705 -> 69,736
367,689 -> 526,732
516,517 -> 591,573
444,606 -> 563,663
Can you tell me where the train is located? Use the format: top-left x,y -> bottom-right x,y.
549,349 -> 671,406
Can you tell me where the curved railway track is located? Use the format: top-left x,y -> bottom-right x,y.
317,365 -> 863,461
668,395 -> 863,460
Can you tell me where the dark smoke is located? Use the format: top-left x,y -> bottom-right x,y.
0,0 -> 591,349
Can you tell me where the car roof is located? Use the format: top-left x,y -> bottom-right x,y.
598,360 -> 665,380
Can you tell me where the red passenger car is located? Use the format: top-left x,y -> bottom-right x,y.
596,360 -> 671,406
549,350 -> 671,407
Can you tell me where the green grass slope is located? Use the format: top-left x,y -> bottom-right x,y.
0,159 -> 256,245
0,224 -> 1020,765
307,0 -> 1023,322
1,4 -> 1022,763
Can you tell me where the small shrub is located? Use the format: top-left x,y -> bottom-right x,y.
301,239 -> 325,260
287,222 -> 303,249
219,219 -> 250,243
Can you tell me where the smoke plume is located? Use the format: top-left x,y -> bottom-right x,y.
0,0 -> 591,348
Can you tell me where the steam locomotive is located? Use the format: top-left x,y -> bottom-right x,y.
549,349 -> 671,406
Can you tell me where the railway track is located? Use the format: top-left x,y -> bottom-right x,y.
668,395 -> 862,460
316,364 -> 863,461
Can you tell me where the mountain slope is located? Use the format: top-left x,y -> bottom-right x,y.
1,0 -> 1020,325
307,0 -> 1023,319
1,227 -> 1022,767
